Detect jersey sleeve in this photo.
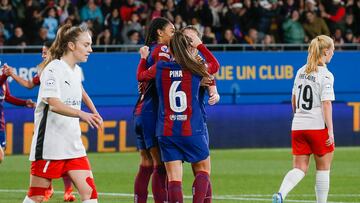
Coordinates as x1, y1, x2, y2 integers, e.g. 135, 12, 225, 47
32, 74, 40, 86
209, 78, 216, 86
39, 66, 61, 99
320, 71, 335, 101
4, 82, 27, 106
0, 73, 8, 86
197, 44, 220, 74
137, 58, 157, 81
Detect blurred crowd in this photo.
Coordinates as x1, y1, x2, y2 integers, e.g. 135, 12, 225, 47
0, 0, 359, 48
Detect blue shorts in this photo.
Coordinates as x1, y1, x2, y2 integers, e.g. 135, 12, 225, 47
158, 135, 209, 163
134, 114, 157, 150
0, 131, 5, 148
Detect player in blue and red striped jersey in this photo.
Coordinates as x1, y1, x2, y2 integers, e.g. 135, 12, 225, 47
182, 26, 220, 203
137, 31, 220, 203
0, 69, 35, 164
133, 17, 175, 203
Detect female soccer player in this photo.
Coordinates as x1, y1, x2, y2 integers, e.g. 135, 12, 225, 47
22, 23, 103, 203
181, 25, 220, 203
272, 35, 335, 203
133, 17, 174, 203
4, 41, 77, 202
0, 70, 35, 163
137, 31, 220, 203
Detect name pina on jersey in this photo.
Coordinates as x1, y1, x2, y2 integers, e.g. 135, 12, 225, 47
170, 70, 183, 78
299, 73, 316, 82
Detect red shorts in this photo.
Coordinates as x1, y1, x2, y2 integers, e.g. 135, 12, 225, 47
31, 156, 91, 179
292, 129, 335, 156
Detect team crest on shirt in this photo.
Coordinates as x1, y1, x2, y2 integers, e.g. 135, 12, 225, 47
160, 45, 169, 53
45, 79, 56, 87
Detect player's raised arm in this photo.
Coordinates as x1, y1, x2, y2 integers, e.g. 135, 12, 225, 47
187, 32, 220, 74
3, 64, 37, 89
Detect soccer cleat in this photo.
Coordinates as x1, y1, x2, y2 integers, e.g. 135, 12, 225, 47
63, 189, 76, 202
272, 193, 283, 203
43, 187, 54, 202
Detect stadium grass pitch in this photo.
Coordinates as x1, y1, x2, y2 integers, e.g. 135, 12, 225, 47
0, 147, 359, 202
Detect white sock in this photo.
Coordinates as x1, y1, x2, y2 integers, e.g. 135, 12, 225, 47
23, 196, 35, 203
82, 199, 98, 203
278, 168, 305, 199
315, 170, 330, 203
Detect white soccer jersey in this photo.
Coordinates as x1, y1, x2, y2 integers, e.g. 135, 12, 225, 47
29, 59, 85, 161
291, 65, 335, 130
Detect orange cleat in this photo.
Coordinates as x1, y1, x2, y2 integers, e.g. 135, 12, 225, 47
43, 187, 54, 202
63, 189, 76, 202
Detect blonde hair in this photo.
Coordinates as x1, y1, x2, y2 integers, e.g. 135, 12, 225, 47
38, 23, 89, 72
305, 35, 334, 74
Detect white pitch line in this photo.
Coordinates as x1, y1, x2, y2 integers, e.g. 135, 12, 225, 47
0, 189, 358, 203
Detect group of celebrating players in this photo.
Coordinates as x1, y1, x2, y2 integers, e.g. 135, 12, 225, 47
0, 15, 335, 203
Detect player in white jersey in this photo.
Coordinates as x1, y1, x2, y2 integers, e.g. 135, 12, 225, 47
4, 41, 77, 202
273, 35, 335, 203
23, 23, 103, 203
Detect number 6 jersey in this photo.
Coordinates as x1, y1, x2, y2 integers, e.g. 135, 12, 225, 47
292, 65, 335, 130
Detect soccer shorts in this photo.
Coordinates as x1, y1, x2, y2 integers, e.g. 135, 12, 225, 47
158, 135, 209, 163
31, 156, 91, 179
0, 131, 5, 148
292, 129, 335, 156
134, 114, 157, 150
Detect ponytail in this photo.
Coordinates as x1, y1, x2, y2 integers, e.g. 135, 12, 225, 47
305, 35, 333, 74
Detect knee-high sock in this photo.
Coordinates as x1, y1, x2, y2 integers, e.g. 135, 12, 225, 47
63, 174, 73, 192
152, 165, 167, 203
315, 170, 330, 203
204, 181, 212, 203
134, 165, 153, 203
192, 171, 210, 203
278, 168, 305, 199
168, 181, 183, 203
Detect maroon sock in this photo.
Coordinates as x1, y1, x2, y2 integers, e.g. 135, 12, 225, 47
192, 171, 210, 203
204, 181, 212, 203
152, 165, 167, 203
134, 165, 153, 203
168, 181, 183, 203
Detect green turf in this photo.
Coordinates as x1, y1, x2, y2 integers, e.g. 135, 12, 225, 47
0, 147, 359, 202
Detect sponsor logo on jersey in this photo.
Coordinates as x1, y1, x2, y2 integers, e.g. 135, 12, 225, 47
169, 114, 188, 121
64, 98, 81, 106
